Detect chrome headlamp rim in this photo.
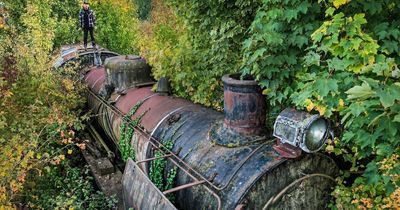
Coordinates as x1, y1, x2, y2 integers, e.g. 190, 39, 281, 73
300, 117, 329, 153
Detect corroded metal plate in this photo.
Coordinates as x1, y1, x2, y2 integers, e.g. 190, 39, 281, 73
122, 159, 177, 210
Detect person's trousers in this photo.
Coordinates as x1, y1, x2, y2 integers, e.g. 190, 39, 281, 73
83, 27, 95, 48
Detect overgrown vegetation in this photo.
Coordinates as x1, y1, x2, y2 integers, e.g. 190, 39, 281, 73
131, 0, 399, 208
90, 0, 139, 54
119, 100, 146, 162
23, 147, 117, 209
149, 139, 177, 202
1, 0, 399, 208
0, 0, 115, 208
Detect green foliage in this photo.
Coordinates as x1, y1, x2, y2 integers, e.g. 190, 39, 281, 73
51, 0, 81, 48
149, 139, 177, 202
134, 0, 152, 20
23, 153, 117, 209
119, 100, 146, 162
242, 0, 323, 108
136, 0, 400, 208
288, 1, 400, 208
90, 0, 139, 54
137, 0, 261, 108
0, 0, 113, 208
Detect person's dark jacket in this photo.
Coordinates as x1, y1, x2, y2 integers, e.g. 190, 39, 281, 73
79, 8, 96, 29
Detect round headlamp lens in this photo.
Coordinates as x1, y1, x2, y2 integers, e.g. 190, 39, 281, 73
305, 118, 328, 152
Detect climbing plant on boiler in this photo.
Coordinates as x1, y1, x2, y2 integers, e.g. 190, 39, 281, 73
149, 139, 178, 202
119, 100, 146, 162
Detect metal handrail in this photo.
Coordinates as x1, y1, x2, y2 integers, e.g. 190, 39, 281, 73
87, 88, 222, 210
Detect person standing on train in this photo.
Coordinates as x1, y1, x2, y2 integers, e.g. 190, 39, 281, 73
78, 0, 96, 51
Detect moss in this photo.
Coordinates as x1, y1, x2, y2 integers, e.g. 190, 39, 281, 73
226, 141, 241, 148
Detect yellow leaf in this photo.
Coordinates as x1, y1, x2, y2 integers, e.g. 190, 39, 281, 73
3, 90, 13, 98
339, 99, 345, 107
326, 145, 334, 153
333, 0, 350, 9
67, 149, 73, 155
262, 89, 270, 95
368, 56, 375, 64
305, 99, 314, 112
316, 105, 327, 116
59, 155, 65, 160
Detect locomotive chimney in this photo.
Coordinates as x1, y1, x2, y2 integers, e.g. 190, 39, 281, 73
209, 74, 266, 147
222, 74, 266, 136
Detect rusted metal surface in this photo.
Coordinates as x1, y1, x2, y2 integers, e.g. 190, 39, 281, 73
242, 154, 339, 210
162, 180, 207, 195
104, 55, 155, 94
114, 87, 154, 114
222, 74, 266, 136
132, 95, 193, 132
273, 139, 303, 159
156, 77, 171, 95
136, 153, 174, 164
150, 105, 286, 209
209, 74, 267, 147
85, 67, 107, 93
84, 71, 338, 210
53, 45, 119, 68
123, 159, 177, 210
86, 90, 223, 209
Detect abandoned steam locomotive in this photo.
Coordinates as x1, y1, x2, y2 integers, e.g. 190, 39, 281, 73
55, 46, 338, 210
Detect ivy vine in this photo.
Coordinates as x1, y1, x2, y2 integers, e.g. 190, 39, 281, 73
119, 100, 146, 162
149, 139, 178, 202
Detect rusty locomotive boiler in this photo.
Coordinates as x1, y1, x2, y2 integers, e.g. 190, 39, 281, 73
55, 46, 339, 210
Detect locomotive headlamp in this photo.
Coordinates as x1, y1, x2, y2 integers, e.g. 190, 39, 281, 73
273, 108, 330, 153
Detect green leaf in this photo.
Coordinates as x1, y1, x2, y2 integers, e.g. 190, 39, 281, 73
356, 130, 379, 149
377, 85, 400, 108
393, 114, 400, 122
346, 82, 376, 100
376, 144, 394, 157
304, 51, 320, 66
342, 131, 355, 143
353, 13, 367, 26
326, 7, 336, 17
315, 78, 338, 97
363, 162, 380, 184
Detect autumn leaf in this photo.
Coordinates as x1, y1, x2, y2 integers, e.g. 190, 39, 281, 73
332, 0, 350, 9
305, 99, 315, 112
316, 105, 327, 116
339, 99, 345, 107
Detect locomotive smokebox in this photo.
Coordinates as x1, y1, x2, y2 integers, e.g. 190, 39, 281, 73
209, 74, 266, 147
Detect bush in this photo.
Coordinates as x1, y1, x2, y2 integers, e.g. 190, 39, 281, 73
133, 0, 400, 208
23, 148, 117, 210
135, 0, 261, 108
90, 0, 139, 54
0, 0, 114, 208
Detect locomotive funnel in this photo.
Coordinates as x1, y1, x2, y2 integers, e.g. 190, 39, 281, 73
209, 74, 267, 147
222, 73, 266, 135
